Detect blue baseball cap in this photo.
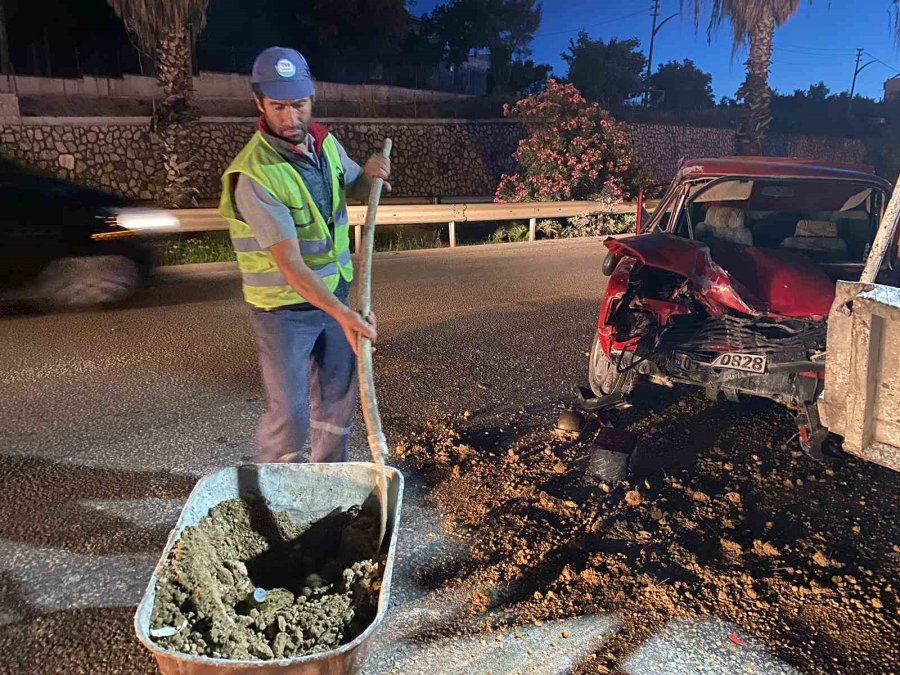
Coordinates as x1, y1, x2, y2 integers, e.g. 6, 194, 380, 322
251, 47, 315, 101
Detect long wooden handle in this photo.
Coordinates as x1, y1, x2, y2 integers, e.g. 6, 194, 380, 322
861, 179, 900, 284
356, 139, 392, 550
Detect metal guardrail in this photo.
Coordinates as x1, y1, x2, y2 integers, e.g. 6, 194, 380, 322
171, 200, 638, 249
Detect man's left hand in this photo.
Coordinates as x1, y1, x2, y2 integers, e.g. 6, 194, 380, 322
363, 154, 391, 193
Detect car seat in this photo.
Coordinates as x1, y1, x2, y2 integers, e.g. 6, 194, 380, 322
779, 219, 848, 258
694, 206, 754, 246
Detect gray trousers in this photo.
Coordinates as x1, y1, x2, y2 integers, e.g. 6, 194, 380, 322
250, 282, 357, 463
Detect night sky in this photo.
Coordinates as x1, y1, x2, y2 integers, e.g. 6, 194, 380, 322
414, 0, 900, 101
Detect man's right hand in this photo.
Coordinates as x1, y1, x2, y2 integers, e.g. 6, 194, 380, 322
269, 240, 378, 355
338, 308, 378, 356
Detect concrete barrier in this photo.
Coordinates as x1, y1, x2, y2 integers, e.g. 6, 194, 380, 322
0, 93, 20, 122
0, 72, 471, 103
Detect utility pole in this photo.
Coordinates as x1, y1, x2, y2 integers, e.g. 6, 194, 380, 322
644, 0, 678, 107
848, 47, 875, 115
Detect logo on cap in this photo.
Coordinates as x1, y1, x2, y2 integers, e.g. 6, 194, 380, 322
275, 59, 296, 78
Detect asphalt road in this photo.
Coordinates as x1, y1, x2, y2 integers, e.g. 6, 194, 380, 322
0, 240, 860, 673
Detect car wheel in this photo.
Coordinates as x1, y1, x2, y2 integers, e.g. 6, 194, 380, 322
588, 334, 636, 398
37, 255, 141, 309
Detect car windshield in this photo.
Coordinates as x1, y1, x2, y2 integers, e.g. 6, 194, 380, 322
673, 177, 885, 264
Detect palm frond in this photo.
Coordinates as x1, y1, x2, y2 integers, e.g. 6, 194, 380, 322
894, 0, 899, 43
106, 0, 209, 49
682, 0, 802, 47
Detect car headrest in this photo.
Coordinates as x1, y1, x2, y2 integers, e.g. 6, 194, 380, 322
795, 220, 837, 238
705, 206, 746, 229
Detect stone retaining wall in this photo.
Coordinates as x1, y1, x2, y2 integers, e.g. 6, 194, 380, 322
0, 117, 868, 201
191, 119, 523, 200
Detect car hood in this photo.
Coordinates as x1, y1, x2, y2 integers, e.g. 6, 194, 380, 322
605, 232, 835, 319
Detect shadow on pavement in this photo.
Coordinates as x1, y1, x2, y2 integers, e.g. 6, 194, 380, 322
0, 453, 196, 555
0, 569, 154, 675
125, 271, 243, 311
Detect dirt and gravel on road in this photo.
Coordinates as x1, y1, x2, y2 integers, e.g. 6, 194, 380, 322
394, 390, 899, 674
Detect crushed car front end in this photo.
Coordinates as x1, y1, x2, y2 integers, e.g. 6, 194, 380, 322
590, 158, 894, 458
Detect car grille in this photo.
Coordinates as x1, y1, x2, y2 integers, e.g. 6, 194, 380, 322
658, 314, 826, 357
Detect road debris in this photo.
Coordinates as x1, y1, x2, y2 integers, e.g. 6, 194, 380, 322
727, 632, 747, 647
394, 392, 899, 673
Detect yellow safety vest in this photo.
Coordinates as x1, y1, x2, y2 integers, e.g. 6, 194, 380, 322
219, 130, 353, 309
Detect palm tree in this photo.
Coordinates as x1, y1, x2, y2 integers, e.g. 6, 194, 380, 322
107, 1, 210, 207
0, 0, 9, 74
685, 0, 802, 155
894, 1, 899, 40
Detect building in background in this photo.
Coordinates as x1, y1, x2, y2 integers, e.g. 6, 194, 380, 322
886, 75, 900, 102
430, 49, 489, 96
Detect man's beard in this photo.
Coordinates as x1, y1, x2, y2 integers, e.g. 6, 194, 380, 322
282, 123, 308, 146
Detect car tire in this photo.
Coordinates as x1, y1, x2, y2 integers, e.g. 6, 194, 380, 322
37, 255, 141, 309
588, 446, 629, 482
588, 334, 636, 398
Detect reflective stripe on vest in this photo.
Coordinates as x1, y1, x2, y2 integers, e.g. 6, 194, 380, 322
219, 130, 354, 309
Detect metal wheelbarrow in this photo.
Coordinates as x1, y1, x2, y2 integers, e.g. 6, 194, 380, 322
134, 462, 404, 675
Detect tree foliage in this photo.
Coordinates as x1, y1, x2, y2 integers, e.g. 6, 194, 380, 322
495, 80, 643, 203
421, 0, 548, 93
891, 0, 898, 41
649, 59, 715, 111
683, 0, 801, 53
561, 33, 646, 107
106, 0, 208, 53
107, 0, 211, 207
505, 58, 552, 95
426, 0, 541, 65
198, 0, 409, 78
287, 0, 409, 76
683, 0, 804, 154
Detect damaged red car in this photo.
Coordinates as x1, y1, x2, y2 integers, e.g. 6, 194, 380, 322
591, 157, 897, 460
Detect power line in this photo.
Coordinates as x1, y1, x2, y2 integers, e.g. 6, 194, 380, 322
772, 46, 856, 59
534, 9, 646, 38
771, 59, 855, 67
777, 42, 859, 54
863, 51, 900, 73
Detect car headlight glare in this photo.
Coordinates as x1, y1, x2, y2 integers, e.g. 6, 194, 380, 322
115, 209, 180, 232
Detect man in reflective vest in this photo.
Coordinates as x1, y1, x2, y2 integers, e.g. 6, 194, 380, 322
220, 47, 390, 463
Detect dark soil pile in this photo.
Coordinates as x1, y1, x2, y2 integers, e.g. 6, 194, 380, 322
149, 498, 383, 660
396, 394, 899, 674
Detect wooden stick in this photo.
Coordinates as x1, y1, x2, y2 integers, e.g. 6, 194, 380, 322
356, 138, 392, 550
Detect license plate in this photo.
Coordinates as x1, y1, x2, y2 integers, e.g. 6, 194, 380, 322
674, 352, 696, 371
711, 352, 767, 373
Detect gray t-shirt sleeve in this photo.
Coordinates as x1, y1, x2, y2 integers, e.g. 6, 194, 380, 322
333, 137, 373, 203
333, 137, 363, 185
234, 175, 297, 249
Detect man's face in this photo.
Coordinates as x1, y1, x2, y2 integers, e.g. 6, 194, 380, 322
256, 95, 313, 144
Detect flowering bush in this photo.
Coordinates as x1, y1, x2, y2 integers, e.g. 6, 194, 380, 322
495, 79, 644, 204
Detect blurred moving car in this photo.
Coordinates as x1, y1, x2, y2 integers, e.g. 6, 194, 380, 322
0, 157, 179, 310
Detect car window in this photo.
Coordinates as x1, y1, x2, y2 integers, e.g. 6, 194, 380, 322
646, 187, 678, 232
685, 178, 883, 264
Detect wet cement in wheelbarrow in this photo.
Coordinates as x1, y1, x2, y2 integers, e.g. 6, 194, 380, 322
150, 497, 384, 660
